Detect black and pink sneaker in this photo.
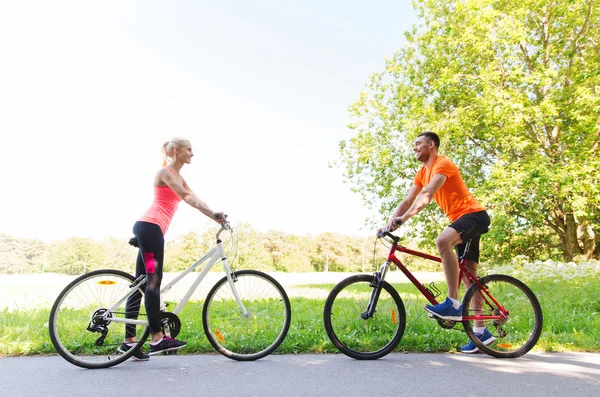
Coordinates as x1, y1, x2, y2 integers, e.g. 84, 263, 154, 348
149, 336, 187, 355
117, 342, 149, 361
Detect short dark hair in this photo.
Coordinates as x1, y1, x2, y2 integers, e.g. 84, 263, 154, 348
417, 131, 440, 149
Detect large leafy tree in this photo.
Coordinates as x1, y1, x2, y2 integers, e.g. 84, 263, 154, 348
339, 0, 600, 261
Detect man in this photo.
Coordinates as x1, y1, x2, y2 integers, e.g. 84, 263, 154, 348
383, 131, 494, 353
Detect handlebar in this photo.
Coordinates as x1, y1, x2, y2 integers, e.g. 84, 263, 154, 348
215, 213, 231, 240
214, 212, 227, 221
377, 227, 400, 244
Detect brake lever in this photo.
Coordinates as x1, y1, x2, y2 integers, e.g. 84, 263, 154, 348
377, 228, 389, 238
377, 228, 400, 244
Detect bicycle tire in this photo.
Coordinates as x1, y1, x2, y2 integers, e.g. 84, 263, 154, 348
202, 270, 291, 361
49, 269, 150, 369
323, 274, 406, 360
462, 274, 543, 358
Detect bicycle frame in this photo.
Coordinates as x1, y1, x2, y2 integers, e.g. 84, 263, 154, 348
376, 232, 508, 322
103, 225, 248, 326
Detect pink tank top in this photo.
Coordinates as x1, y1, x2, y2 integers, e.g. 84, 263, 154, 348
139, 170, 183, 234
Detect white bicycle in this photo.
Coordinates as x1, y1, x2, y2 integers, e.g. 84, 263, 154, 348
48, 218, 291, 369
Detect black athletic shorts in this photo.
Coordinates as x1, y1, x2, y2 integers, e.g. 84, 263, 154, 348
448, 210, 490, 263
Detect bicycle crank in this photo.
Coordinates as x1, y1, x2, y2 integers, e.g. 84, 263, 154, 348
160, 312, 181, 338
427, 313, 459, 330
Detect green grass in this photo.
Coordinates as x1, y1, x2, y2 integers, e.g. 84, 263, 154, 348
1, 278, 598, 356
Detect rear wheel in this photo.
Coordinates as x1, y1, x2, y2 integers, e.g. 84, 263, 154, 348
49, 269, 150, 369
203, 270, 291, 361
323, 274, 406, 360
462, 274, 543, 358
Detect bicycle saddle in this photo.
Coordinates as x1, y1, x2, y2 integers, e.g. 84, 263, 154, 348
128, 237, 139, 248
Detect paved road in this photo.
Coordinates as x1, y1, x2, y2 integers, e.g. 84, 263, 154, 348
1, 352, 598, 397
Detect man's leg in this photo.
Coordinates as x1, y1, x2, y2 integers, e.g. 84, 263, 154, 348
459, 258, 497, 353
461, 259, 484, 328
436, 227, 463, 300
423, 227, 464, 321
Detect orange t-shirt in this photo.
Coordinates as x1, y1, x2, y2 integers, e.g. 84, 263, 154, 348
414, 156, 485, 222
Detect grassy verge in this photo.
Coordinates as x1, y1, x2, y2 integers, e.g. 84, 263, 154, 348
1, 278, 598, 356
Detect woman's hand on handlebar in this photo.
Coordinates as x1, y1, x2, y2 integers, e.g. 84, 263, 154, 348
212, 212, 227, 225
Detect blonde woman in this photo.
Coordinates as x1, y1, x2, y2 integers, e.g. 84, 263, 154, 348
120, 137, 225, 360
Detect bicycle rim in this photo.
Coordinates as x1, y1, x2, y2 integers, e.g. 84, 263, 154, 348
462, 274, 543, 358
49, 269, 150, 369
323, 274, 406, 360
202, 270, 291, 361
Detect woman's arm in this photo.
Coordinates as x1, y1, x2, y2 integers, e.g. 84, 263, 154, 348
160, 169, 224, 223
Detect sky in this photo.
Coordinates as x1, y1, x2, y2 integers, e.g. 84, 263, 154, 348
0, 0, 417, 242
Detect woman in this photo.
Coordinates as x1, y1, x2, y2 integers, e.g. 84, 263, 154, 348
119, 137, 225, 360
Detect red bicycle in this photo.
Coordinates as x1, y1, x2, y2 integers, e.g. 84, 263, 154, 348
323, 229, 543, 359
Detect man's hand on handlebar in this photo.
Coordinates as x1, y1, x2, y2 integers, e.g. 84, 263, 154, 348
389, 217, 403, 231
376, 227, 390, 238
377, 217, 403, 237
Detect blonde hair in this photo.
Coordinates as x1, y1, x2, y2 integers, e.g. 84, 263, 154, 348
161, 137, 190, 166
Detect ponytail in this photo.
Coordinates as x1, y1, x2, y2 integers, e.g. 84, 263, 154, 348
161, 137, 190, 166
161, 141, 170, 166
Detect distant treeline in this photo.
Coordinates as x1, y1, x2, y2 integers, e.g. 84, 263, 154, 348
0, 224, 443, 275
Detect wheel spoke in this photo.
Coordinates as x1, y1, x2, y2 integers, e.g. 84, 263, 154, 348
324, 275, 405, 360
462, 274, 543, 358
203, 270, 291, 361
49, 270, 150, 369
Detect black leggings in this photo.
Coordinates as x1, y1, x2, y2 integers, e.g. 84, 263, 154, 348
126, 221, 165, 337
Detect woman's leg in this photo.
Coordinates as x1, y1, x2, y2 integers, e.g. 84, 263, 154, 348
124, 249, 146, 342
132, 221, 165, 341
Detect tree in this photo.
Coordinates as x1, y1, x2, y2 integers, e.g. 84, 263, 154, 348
165, 232, 204, 271
102, 238, 137, 274
47, 237, 105, 274
262, 230, 292, 271
0, 234, 47, 274
339, 0, 600, 261
233, 223, 273, 271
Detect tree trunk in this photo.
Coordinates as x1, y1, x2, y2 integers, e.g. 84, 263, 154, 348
581, 224, 596, 259
563, 212, 582, 261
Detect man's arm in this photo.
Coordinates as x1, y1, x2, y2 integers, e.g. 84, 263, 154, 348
391, 174, 447, 228
388, 184, 422, 227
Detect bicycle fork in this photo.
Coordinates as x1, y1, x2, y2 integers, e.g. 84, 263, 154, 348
362, 261, 390, 319
219, 243, 250, 318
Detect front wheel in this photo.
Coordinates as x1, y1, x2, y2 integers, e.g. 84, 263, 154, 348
323, 274, 406, 360
202, 270, 291, 361
462, 274, 543, 358
49, 269, 150, 369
